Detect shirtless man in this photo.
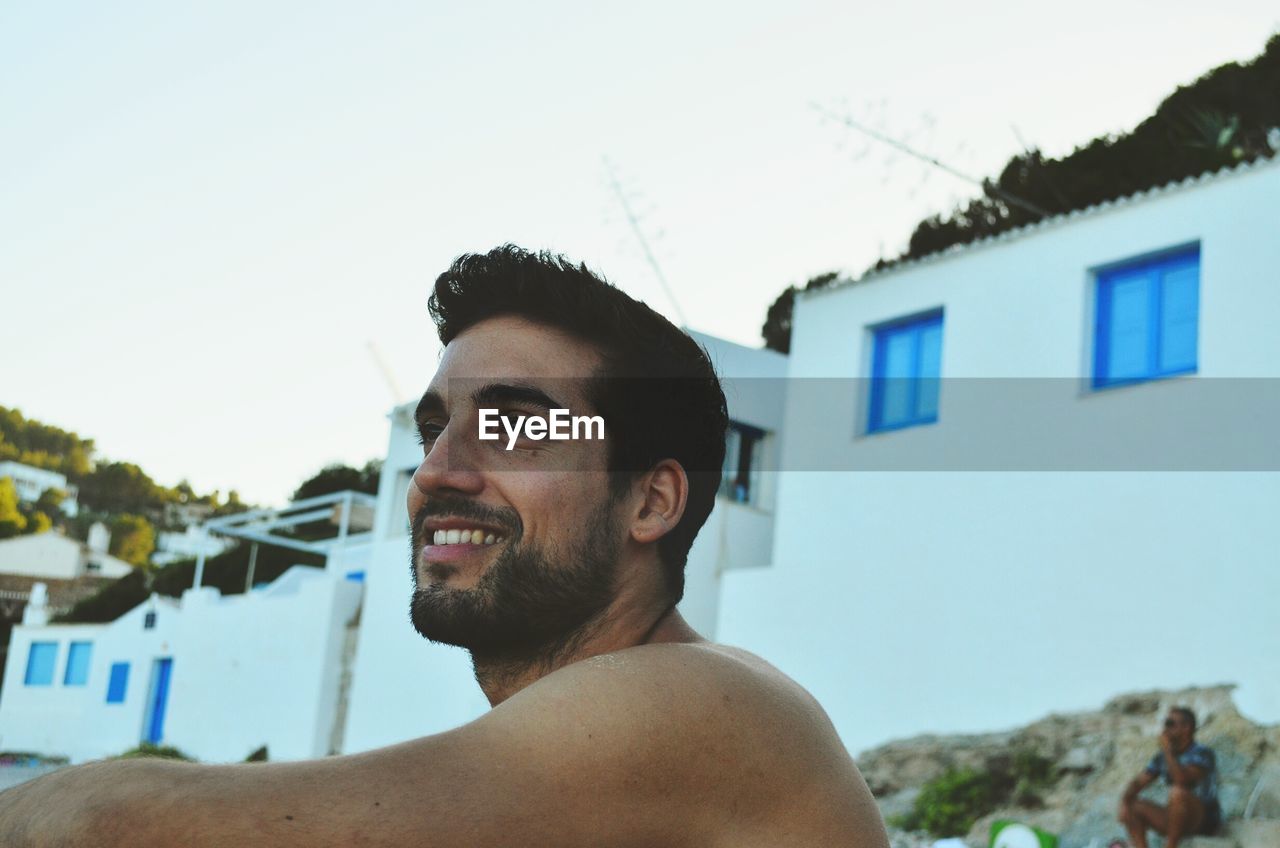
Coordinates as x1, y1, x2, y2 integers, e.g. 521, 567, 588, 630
0, 245, 888, 847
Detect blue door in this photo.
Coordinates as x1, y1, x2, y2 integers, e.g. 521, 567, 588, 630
143, 658, 173, 744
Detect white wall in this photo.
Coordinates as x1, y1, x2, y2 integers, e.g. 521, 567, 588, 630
718, 160, 1280, 757
165, 568, 363, 762
0, 462, 67, 502
0, 567, 363, 764
342, 410, 490, 754
0, 622, 106, 758
0, 597, 178, 762
0, 533, 132, 580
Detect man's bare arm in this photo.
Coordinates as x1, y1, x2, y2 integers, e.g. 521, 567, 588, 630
1122, 769, 1156, 802
0, 645, 874, 848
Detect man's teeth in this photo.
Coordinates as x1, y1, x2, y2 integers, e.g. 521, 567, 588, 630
432, 529, 500, 546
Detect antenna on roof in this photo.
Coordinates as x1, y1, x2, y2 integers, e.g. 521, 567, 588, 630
811, 102, 1051, 220
602, 157, 690, 328
366, 341, 406, 405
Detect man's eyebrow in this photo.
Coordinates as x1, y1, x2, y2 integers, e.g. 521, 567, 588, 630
414, 390, 445, 425
472, 382, 566, 412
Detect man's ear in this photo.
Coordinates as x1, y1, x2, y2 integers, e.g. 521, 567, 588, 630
629, 459, 688, 545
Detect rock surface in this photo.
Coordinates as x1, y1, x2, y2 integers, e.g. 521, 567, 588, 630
860, 685, 1280, 848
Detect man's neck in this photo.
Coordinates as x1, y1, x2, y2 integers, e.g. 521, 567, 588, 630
471, 598, 701, 706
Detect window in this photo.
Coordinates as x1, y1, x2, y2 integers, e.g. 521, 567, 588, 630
106, 662, 130, 703
1093, 246, 1199, 388
868, 311, 943, 433
720, 422, 765, 505
143, 611, 157, 630
64, 641, 93, 686
24, 642, 58, 686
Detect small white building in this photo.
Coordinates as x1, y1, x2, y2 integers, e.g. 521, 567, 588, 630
0, 461, 78, 517
0, 530, 132, 581
150, 526, 235, 567
0, 562, 365, 763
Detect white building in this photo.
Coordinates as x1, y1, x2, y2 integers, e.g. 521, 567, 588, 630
0, 461, 78, 517
150, 526, 236, 567
5, 158, 1275, 764
0, 530, 133, 581
0, 563, 365, 763
715, 156, 1280, 756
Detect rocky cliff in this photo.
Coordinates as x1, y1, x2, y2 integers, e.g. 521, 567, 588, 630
858, 685, 1280, 848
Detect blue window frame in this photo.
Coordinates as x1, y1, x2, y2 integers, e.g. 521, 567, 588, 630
868, 311, 943, 433
64, 641, 93, 686
24, 642, 58, 686
1093, 246, 1199, 388
106, 662, 130, 703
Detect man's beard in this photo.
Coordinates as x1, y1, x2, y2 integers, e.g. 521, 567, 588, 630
408, 494, 621, 662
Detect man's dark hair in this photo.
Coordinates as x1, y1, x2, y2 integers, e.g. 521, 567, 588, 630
428, 244, 728, 602
1171, 706, 1197, 732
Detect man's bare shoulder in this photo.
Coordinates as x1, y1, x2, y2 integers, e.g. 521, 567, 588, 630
478, 640, 887, 847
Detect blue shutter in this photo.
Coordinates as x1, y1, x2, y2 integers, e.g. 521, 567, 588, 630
106, 662, 130, 703
915, 319, 943, 421
64, 641, 93, 686
1100, 269, 1153, 384
24, 642, 57, 686
878, 326, 917, 428
869, 312, 944, 432
1158, 260, 1199, 373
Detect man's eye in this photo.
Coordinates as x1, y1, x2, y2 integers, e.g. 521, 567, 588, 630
417, 422, 445, 445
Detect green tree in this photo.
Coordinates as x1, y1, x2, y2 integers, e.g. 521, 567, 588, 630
0, 405, 95, 478
24, 510, 53, 535
761, 271, 841, 354
77, 461, 171, 516
763, 34, 1280, 343
0, 477, 28, 538
213, 489, 251, 517
292, 460, 381, 501
34, 486, 68, 518
109, 513, 156, 568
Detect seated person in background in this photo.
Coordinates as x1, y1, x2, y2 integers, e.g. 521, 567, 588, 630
1118, 706, 1220, 848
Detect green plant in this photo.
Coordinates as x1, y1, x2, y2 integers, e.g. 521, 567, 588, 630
891, 768, 1002, 837
245, 745, 269, 763
115, 743, 194, 761
1009, 749, 1055, 807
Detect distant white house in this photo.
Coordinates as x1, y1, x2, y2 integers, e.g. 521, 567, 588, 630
150, 526, 235, 567
0, 528, 132, 581
0, 461, 78, 517
0, 562, 366, 763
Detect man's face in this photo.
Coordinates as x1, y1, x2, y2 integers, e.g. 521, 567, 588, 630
406, 316, 625, 657
1163, 711, 1194, 746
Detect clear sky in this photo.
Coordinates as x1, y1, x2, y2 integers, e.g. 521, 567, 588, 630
3, 1, 1277, 505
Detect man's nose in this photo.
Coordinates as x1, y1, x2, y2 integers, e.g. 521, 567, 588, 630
411, 421, 485, 498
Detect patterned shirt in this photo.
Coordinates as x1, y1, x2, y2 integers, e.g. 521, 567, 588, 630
1145, 742, 1219, 807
